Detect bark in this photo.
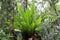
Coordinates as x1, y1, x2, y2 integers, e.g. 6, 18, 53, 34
10, 0, 17, 40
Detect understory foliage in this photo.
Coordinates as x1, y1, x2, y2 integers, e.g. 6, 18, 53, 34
14, 2, 48, 40
0, 0, 60, 40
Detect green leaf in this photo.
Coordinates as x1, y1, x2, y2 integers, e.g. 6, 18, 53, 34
25, 8, 31, 25
15, 2, 44, 34
55, 5, 60, 11
17, 2, 25, 20
31, 2, 35, 14
35, 17, 42, 26
5, 20, 10, 25
31, 22, 35, 31
31, 2, 35, 22
35, 26, 43, 31
21, 21, 27, 27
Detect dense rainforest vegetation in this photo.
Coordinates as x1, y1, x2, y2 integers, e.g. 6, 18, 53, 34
0, 0, 60, 40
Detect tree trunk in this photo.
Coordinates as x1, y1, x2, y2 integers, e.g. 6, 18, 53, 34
10, 0, 17, 40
